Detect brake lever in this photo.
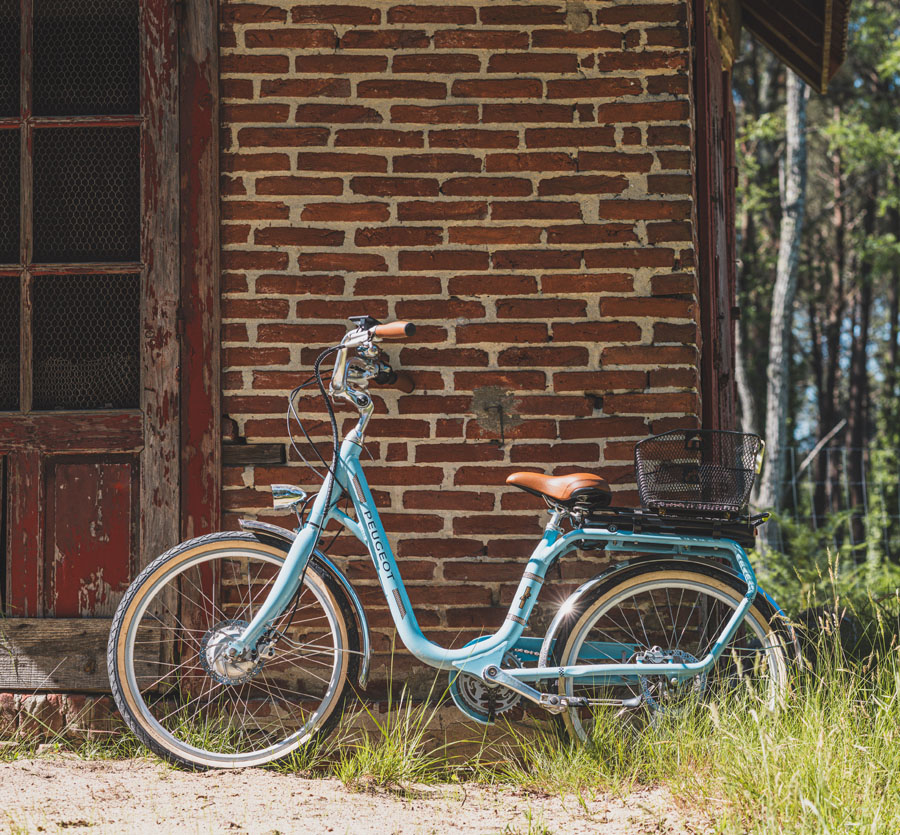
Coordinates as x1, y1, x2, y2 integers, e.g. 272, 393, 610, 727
373, 364, 397, 386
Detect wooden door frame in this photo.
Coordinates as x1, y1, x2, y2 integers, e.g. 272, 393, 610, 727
141, 0, 180, 571
145, 0, 222, 552
142, 0, 222, 565
0, 1, 219, 691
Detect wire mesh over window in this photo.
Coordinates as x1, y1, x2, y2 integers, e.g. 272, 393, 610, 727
32, 127, 140, 263
0, 129, 18, 264
32, 0, 139, 117
0, 0, 18, 118
0, 277, 18, 411
32, 274, 139, 410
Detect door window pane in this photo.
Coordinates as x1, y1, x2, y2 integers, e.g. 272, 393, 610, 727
32, 127, 140, 263
0, 0, 19, 117
33, 0, 139, 117
32, 273, 139, 410
0, 129, 18, 264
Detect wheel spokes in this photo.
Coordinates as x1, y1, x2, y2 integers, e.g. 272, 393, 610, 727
125, 550, 343, 760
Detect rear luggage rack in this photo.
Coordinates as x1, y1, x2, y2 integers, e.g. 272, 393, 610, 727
583, 507, 768, 551
634, 429, 764, 519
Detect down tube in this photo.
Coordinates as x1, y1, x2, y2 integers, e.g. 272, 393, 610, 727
338, 441, 519, 669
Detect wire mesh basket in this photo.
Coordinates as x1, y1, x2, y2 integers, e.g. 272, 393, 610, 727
634, 430, 764, 517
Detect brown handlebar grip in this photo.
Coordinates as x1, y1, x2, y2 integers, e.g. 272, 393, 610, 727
392, 371, 416, 394
374, 321, 416, 339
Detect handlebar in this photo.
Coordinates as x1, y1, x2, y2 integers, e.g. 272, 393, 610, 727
374, 321, 416, 339
331, 317, 418, 399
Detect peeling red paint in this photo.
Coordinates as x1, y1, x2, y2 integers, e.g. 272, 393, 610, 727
2, 1, 215, 637
694, 0, 738, 430
44, 459, 137, 617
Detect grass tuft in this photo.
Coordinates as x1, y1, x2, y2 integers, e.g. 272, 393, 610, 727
334, 684, 452, 792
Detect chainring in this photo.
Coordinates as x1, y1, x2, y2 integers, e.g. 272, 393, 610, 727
449, 652, 522, 724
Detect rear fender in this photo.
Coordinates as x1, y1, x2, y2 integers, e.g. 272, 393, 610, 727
238, 518, 372, 688
538, 554, 795, 667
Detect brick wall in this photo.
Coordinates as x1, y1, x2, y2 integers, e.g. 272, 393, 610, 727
220, 0, 701, 692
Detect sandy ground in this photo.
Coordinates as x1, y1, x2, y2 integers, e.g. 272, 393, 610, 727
0, 756, 711, 834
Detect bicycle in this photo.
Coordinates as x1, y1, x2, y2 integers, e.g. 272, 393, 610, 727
107, 317, 794, 769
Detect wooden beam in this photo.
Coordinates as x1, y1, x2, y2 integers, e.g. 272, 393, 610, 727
0, 412, 141, 452
742, 4, 823, 70
742, 6, 822, 89
693, 0, 719, 430
179, 0, 221, 541
0, 618, 157, 692
753, 0, 824, 31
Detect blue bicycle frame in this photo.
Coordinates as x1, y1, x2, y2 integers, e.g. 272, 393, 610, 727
227, 436, 760, 696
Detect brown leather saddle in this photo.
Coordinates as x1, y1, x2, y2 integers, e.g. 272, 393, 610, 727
506, 471, 612, 510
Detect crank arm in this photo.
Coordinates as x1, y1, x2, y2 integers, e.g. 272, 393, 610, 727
482, 664, 553, 710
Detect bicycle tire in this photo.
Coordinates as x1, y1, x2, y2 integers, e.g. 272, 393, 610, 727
107, 531, 359, 769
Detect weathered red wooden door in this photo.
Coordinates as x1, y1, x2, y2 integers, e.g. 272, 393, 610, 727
0, 0, 178, 627
694, 6, 738, 430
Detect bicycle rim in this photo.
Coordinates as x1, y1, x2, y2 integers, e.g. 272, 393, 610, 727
113, 539, 352, 768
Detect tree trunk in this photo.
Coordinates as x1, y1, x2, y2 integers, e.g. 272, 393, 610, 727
734, 252, 758, 436
734, 309, 758, 437
815, 127, 847, 521
847, 192, 876, 558
756, 71, 810, 526
885, 194, 900, 409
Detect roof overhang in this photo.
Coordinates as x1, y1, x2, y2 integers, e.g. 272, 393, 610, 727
740, 0, 853, 93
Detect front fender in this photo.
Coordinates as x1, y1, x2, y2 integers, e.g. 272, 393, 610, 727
238, 518, 371, 689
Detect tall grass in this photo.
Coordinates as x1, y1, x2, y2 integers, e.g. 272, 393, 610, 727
679, 625, 900, 833
482, 609, 900, 833
333, 687, 451, 791
6, 605, 900, 831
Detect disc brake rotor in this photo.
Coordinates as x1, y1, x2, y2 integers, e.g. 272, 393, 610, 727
199, 619, 264, 686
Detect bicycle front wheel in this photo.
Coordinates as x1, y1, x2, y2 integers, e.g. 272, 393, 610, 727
551, 561, 791, 744
108, 532, 358, 769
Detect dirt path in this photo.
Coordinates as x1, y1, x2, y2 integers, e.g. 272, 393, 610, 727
0, 756, 709, 834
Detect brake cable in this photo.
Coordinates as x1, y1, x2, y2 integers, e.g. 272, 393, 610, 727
271, 344, 346, 645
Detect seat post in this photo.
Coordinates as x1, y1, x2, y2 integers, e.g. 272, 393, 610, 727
545, 509, 566, 533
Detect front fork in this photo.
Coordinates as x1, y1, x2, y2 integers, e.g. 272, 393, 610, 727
225, 476, 340, 659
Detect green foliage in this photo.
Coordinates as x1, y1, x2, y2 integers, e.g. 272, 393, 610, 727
734, 0, 900, 591
735, 112, 784, 220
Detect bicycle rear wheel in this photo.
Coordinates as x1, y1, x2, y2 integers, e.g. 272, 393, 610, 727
108, 532, 358, 769
550, 560, 791, 744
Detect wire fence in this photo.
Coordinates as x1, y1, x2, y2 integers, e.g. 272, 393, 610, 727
767, 446, 900, 559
